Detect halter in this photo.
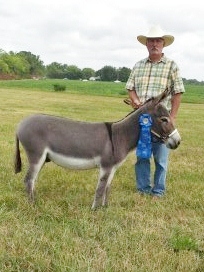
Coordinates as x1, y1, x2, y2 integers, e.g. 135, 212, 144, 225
151, 128, 178, 142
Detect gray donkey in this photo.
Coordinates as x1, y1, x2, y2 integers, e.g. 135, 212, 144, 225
14, 90, 181, 209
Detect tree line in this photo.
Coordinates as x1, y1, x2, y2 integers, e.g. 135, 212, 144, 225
0, 50, 131, 82
0, 49, 203, 84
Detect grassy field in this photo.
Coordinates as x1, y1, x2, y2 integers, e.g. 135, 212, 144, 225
0, 80, 204, 271
0, 78, 204, 103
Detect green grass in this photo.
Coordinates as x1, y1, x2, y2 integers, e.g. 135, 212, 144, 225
0, 79, 127, 97
183, 85, 204, 104
0, 79, 203, 103
0, 83, 204, 271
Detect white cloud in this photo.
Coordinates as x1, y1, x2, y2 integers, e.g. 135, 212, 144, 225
0, 0, 204, 80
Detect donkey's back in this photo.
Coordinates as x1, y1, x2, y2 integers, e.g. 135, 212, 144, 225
15, 114, 114, 170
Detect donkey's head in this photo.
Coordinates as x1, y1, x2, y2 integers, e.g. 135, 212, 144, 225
139, 88, 181, 149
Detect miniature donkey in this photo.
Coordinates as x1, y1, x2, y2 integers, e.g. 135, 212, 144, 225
14, 89, 181, 209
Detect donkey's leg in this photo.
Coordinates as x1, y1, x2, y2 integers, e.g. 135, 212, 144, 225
91, 166, 116, 209
102, 167, 117, 207
24, 151, 47, 201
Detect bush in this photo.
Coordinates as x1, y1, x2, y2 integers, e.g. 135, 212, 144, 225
53, 84, 66, 91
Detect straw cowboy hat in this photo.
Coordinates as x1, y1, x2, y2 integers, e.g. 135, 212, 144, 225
137, 25, 174, 47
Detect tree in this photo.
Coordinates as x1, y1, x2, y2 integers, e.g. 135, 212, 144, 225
117, 67, 131, 82
17, 51, 45, 77
46, 62, 68, 79
0, 52, 30, 78
96, 66, 117, 81
65, 65, 82, 80
0, 59, 9, 74
82, 68, 95, 79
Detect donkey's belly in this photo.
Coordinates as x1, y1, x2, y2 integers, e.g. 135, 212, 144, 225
47, 149, 100, 169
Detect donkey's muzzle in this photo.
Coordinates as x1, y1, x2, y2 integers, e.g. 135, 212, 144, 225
166, 129, 181, 149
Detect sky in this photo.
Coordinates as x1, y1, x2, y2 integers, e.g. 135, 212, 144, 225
0, 0, 204, 81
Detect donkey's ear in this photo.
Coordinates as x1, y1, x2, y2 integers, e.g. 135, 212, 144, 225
154, 87, 172, 104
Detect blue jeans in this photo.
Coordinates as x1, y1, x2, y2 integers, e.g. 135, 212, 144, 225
135, 141, 170, 196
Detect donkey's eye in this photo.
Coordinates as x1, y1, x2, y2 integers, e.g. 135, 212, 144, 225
160, 117, 169, 123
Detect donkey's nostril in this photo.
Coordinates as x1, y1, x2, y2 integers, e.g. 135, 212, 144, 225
166, 137, 181, 149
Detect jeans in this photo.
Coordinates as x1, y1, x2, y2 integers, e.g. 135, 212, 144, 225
135, 140, 170, 196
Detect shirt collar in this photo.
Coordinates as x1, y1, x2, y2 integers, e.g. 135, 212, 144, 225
145, 54, 167, 64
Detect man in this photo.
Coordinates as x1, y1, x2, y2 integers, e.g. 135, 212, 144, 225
126, 25, 185, 198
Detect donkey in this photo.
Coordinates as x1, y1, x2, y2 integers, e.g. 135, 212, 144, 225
14, 89, 181, 209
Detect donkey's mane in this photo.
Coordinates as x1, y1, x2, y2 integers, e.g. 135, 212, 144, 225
115, 96, 155, 123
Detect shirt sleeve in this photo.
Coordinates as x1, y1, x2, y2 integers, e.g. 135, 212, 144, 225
171, 62, 185, 94
125, 66, 136, 91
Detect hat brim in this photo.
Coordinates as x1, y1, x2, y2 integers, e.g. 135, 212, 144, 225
137, 35, 174, 47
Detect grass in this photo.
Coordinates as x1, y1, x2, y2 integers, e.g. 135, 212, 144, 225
0, 78, 204, 103
0, 79, 128, 97
0, 81, 204, 271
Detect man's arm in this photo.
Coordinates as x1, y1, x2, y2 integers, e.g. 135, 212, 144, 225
170, 93, 182, 122
127, 89, 142, 109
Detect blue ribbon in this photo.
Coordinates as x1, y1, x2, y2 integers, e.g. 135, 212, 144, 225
136, 114, 152, 159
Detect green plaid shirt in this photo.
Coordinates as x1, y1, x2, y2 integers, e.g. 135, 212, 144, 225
126, 54, 185, 110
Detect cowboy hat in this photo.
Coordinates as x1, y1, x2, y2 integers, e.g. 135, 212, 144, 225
137, 25, 174, 47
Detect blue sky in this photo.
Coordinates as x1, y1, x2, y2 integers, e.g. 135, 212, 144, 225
1, 0, 203, 80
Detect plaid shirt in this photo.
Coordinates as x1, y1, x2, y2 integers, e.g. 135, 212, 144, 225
126, 54, 185, 110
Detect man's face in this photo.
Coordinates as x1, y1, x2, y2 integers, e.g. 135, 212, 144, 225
146, 38, 164, 55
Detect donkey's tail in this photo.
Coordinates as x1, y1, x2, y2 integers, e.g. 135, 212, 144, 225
14, 135, 22, 174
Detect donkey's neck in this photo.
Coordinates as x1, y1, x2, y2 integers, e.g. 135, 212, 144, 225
112, 110, 141, 159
